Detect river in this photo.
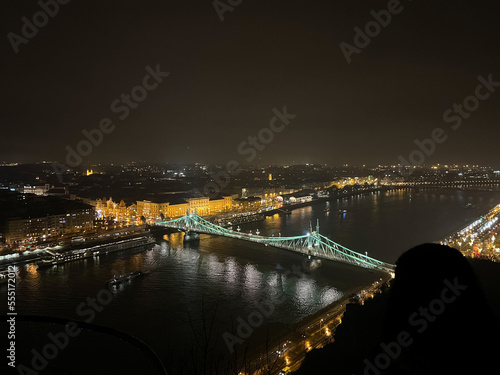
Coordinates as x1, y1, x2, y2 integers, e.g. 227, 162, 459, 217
2, 187, 500, 372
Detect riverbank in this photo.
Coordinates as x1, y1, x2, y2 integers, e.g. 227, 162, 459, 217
246, 269, 392, 373
0, 227, 165, 269
439, 202, 500, 262
7, 188, 499, 374
264, 186, 405, 217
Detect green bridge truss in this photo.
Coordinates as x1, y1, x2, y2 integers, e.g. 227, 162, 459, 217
156, 213, 395, 274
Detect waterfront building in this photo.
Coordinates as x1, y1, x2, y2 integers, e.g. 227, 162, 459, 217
186, 197, 210, 216
209, 196, 233, 214
94, 198, 129, 222
278, 191, 314, 205
5, 201, 95, 246
135, 195, 233, 221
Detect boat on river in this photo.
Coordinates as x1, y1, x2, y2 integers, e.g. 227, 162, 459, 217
37, 235, 155, 270
108, 271, 148, 286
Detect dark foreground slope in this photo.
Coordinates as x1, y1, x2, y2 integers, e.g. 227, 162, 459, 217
296, 244, 500, 375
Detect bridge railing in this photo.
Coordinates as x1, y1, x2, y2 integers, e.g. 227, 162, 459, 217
157, 214, 395, 273
317, 234, 394, 270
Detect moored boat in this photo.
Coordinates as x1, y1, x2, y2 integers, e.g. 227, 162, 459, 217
108, 271, 148, 286
37, 235, 155, 270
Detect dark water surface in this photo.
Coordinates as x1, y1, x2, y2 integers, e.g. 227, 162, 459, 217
3, 188, 500, 369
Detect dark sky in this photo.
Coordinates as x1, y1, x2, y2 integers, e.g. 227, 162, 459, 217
2, 0, 500, 167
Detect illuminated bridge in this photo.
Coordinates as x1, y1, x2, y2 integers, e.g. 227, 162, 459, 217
156, 213, 395, 274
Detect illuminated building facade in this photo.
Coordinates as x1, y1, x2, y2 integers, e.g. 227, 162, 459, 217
92, 198, 134, 223
135, 196, 233, 221
6, 207, 94, 247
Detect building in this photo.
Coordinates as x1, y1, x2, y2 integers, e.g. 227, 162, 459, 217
241, 185, 295, 199
186, 197, 210, 216
78, 197, 135, 223
278, 191, 314, 205
135, 195, 233, 221
293, 195, 313, 204
10, 184, 50, 196
233, 197, 263, 212
1, 192, 94, 247
94, 198, 130, 222
21, 184, 51, 196
209, 195, 233, 214
8, 184, 69, 196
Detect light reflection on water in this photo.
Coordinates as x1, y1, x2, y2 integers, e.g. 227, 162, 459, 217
224, 257, 239, 287
4, 189, 499, 362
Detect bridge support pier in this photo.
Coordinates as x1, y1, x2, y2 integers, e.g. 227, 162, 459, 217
183, 231, 200, 242
157, 213, 395, 272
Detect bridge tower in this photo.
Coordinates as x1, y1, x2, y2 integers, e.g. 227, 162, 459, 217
304, 219, 323, 268
307, 221, 313, 250
184, 208, 200, 242
156, 211, 395, 273
307, 219, 321, 259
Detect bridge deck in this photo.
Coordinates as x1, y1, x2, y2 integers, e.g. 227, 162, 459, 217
157, 214, 395, 274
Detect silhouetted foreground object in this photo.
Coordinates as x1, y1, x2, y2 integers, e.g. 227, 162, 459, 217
1, 316, 167, 375
296, 244, 500, 374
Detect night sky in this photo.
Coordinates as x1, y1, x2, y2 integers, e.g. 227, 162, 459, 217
3, 1, 500, 167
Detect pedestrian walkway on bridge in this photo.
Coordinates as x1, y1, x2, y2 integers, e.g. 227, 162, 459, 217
156, 212, 395, 274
